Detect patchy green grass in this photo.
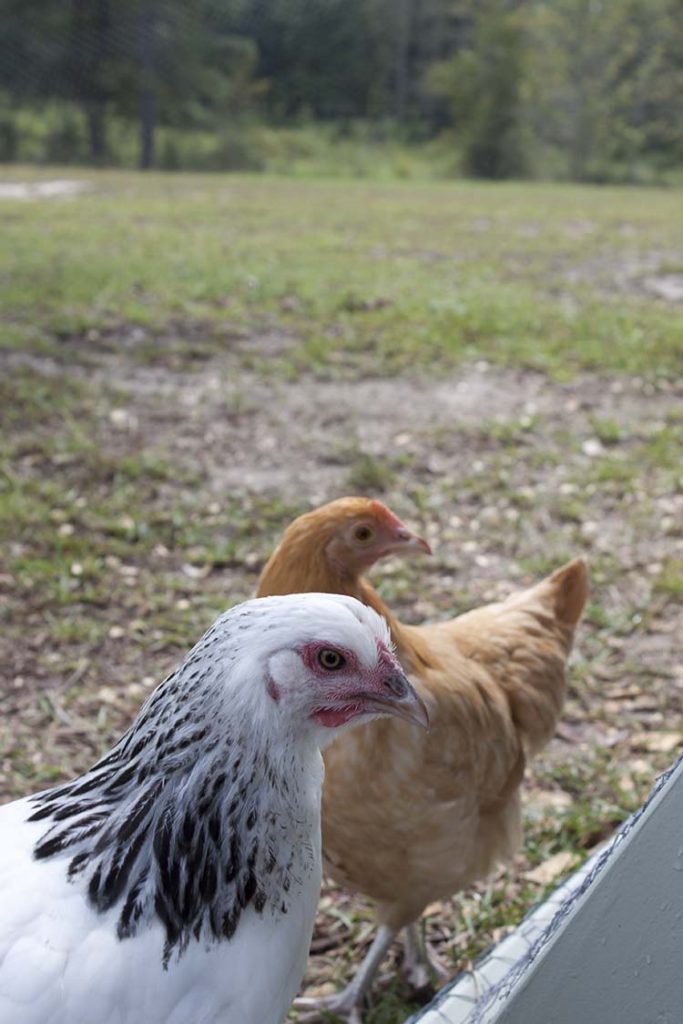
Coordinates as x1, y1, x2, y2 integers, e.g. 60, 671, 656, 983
1, 170, 682, 380
654, 558, 683, 599
1, 169, 682, 1024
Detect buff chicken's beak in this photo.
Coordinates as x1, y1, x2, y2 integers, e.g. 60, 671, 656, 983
392, 527, 432, 556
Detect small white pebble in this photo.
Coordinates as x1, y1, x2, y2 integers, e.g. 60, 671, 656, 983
97, 687, 119, 705
182, 563, 209, 579
582, 438, 604, 457
109, 408, 137, 431
108, 625, 125, 639
118, 564, 138, 577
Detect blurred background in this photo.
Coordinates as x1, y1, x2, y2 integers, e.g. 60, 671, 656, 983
1, 0, 681, 182
1, 3, 682, 1022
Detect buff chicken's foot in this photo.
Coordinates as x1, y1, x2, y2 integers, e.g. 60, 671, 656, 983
401, 922, 451, 990
293, 924, 397, 1024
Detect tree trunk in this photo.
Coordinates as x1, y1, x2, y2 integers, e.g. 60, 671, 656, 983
394, 0, 413, 122
140, 87, 156, 170
84, 0, 110, 164
87, 101, 107, 163
140, 3, 158, 170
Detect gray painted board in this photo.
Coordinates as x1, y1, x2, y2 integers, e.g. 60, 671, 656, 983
412, 754, 683, 1024
409, 847, 604, 1024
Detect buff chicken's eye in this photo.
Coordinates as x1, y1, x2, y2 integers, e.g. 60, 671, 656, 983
354, 525, 374, 543
318, 648, 346, 671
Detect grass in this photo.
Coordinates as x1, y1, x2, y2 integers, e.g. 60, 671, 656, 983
654, 558, 683, 599
1, 167, 682, 1023
1, 170, 682, 381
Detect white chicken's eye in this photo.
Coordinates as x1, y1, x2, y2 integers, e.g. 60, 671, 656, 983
354, 525, 374, 543
318, 648, 346, 671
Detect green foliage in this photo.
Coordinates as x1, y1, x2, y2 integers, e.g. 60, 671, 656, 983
524, 0, 683, 182
0, 108, 446, 177
428, 2, 529, 179
2, 0, 681, 179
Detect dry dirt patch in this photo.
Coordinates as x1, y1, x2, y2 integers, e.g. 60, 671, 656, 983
0, 179, 91, 200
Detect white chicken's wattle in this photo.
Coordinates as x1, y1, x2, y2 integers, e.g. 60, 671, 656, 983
0, 593, 426, 1024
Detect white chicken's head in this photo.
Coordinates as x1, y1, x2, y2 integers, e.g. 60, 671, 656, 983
257, 593, 427, 735
27, 594, 427, 969
223, 594, 428, 741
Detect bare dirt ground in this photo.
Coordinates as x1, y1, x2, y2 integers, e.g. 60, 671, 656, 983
0, 179, 91, 199
2, 323, 682, 1019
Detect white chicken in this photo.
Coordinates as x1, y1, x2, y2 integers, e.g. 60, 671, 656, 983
0, 593, 427, 1024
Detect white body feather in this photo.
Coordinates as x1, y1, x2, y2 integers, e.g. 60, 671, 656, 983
0, 594, 398, 1024
0, 759, 323, 1024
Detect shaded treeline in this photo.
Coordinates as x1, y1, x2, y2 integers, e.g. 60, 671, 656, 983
0, 0, 681, 180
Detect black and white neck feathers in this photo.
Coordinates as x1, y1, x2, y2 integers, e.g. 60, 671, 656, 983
27, 600, 329, 967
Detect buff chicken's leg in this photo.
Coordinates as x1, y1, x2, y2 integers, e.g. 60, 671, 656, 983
402, 922, 451, 990
294, 924, 397, 1024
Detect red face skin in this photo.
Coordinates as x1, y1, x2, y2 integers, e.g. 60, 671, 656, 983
299, 639, 427, 730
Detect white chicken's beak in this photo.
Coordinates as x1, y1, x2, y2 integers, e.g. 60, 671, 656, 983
363, 675, 430, 730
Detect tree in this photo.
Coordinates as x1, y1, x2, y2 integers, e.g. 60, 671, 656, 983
427, 1, 529, 178
524, 0, 683, 181
0, 0, 115, 162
